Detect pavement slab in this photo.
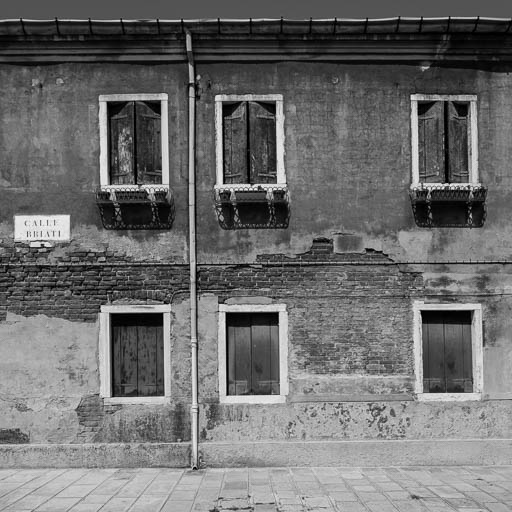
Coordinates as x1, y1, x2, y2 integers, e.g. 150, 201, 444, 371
0, 466, 509, 511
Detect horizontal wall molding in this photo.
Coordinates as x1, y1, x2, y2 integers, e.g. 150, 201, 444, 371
3, 260, 512, 268
287, 394, 414, 402
3, 439, 512, 468
200, 439, 512, 467
0, 443, 190, 468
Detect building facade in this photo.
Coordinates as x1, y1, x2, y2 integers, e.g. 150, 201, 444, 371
1, 17, 512, 467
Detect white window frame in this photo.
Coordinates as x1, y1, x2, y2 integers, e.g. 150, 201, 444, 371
413, 301, 483, 402
214, 94, 286, 189
410, 94, 479, 188
99, 93, 169, 190
218, 303, 289, 404
99, 304, 171, 404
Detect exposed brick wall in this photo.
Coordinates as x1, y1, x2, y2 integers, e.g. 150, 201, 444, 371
0, 243, 189, 322
0, 238, 422, 378
198, 239, 423, 377
75, 394, 121, 443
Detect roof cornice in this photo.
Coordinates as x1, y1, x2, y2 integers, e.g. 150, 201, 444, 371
0, 17, 512, 64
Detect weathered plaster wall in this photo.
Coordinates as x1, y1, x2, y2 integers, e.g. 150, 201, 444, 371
0, 58, 512, 452
0, 63, 188, 262
0, 303, 191, 444
199, 401, 512, 442
0, 313, 97, 443
0, 61, 511, 261
193, 61, 512, 262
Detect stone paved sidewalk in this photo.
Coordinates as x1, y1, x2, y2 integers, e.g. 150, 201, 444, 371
0, 466, 511, 511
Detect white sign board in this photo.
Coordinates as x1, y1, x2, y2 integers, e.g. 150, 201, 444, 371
14, 215, 70, 241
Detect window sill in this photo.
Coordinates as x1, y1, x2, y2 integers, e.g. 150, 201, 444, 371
410, 183, 482, 189
416, 392, 482, 402
103, 396, 171, 405
95, 185, 175, 230
213, 184, 290, 229
220, 395, 287, 404
214, 183, 287, 190
98, 184, 171, 198
409, 184, 487, 227
410, 183, 486, 201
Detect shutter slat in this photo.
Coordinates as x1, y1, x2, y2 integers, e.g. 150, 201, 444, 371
155, 323, 164, 396
462, 318, 473, 392
223, 102, 248, 184
112, 318, 122, 397
109, 102, 135, 185
269, 317, 280, 395
418, 101, 444, 183
422, 311, 445, 392
135, 101, 162, 185
444, 314, 463, 393
249, 102, 277, 184
447, 102, 469, 183
251, 313, 277, 395
227, 313, 251, 395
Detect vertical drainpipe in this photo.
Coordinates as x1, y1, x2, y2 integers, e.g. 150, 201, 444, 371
185, 29, 199, 470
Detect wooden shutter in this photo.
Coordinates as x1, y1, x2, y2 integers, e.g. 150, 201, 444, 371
226, 313, 280, 396
111, 314, 164, 397
418, 101, 444, 183
223, 102, 248, 184
249, 102, 277, 184
112, 315, 138, 397
447, 102, 469, 183
135, 101, 162, 185
227, 313, 251, 395
109, 102, 135, 185
251, 313, 279, 394
422, 311, 472, 393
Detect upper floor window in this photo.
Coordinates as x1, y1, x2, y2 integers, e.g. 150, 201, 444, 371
99, 94, 169, 188
411, 94, 478, 186
215, 94, 285, 187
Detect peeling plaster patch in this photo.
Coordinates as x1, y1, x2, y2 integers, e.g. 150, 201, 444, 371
0, 428, 29, 444
225, 296, 273, 305
68, 225, 188, 263
0, 313, 98, 443
398, 230, 434, 260
14, 402, 32, 412
333, 233, 364, 253
199, 401, 512, 442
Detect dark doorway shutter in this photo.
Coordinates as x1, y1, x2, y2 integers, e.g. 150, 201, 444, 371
447, 102, 469, 183
249, 102, 277, 184
111, 314, 164, 397
135, 101, 162, 184
226, 313, 279, 396
223, 102, 248, 184
109, 102, 135, 185
418, 101, 444, 183
422, 310, 473, 393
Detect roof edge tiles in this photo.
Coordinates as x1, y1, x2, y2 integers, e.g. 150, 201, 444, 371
0, 17, 511, 37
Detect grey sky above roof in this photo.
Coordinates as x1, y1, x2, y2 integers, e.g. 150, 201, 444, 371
4, 0, 510, 20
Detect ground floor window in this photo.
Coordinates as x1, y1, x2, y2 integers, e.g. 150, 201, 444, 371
111, 313, 164, 397
413, 302, 483, 401
99, 305, 171, 404
218, 303, 288, 404
227, 312, 280, 396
